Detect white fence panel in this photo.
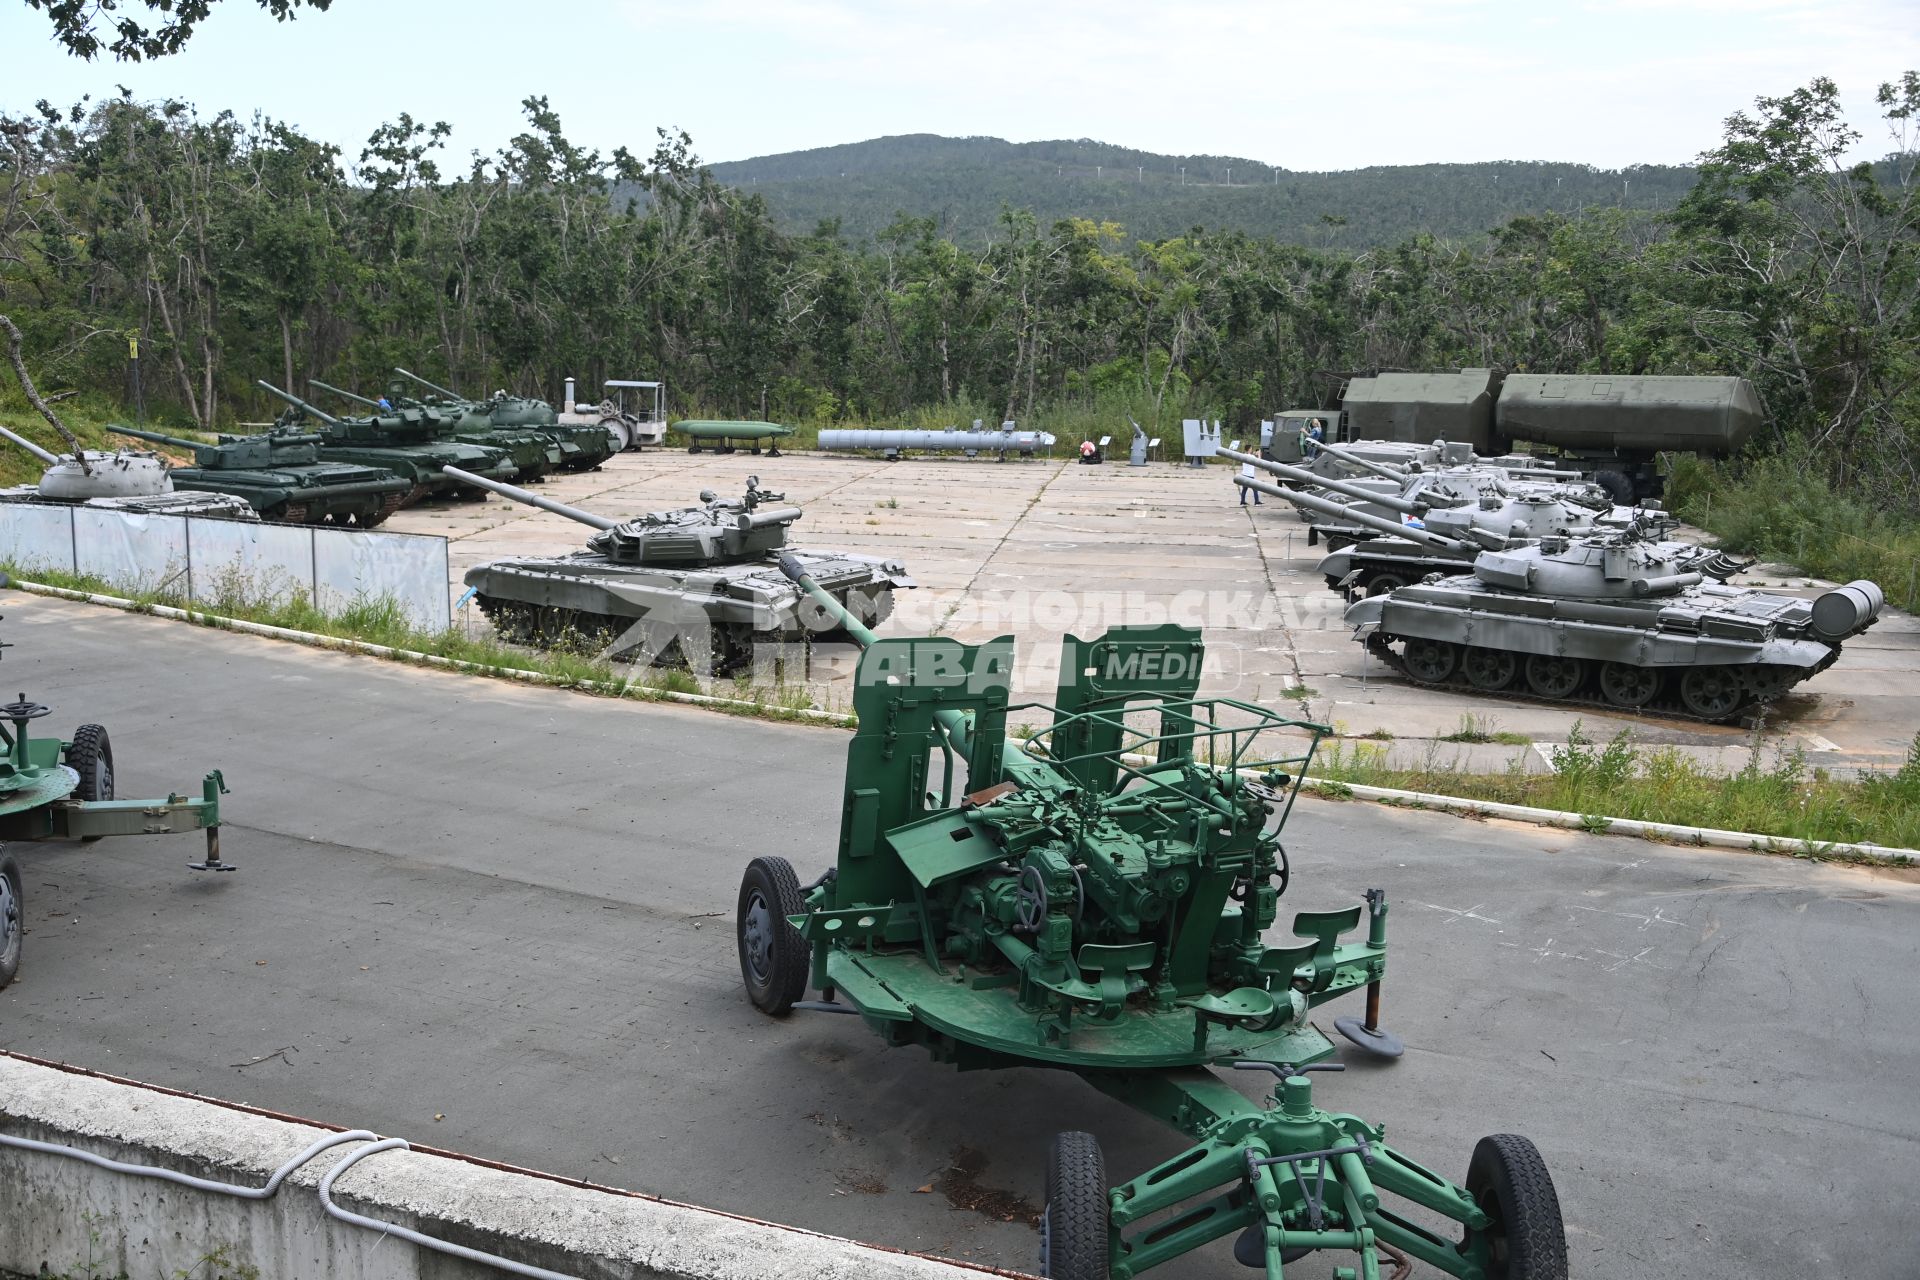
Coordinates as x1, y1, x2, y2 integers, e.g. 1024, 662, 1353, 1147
183, 519, 316, 608
315, 527, 450, 631
0, 505, 79, 575
71, 507, 189, 593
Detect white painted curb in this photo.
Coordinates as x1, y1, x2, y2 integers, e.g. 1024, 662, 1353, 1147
16, 579, 1911, 864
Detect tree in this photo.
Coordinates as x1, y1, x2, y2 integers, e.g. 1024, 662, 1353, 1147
25, 0, 332, 62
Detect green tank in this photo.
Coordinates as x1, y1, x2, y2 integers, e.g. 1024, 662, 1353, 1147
309, 379, 561, 485
389, 368, 614, 472
107, 425, 411, 525
255, 381, 519, 504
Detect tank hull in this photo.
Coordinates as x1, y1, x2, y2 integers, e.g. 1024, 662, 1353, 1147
163, 463, 411, 525
466, 549, 914, 674
314, 443, 516, 503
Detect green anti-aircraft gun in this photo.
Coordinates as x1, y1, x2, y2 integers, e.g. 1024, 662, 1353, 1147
0, 580, 231, 991
736, 555, 1568, 1280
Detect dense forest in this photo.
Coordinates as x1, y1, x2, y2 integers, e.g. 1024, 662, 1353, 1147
0, 73, 1915, 515
707, 135, 1699, 246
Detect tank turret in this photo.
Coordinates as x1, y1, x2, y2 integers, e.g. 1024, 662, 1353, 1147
1343, 521, 1882, 721
448, 467, 912, 674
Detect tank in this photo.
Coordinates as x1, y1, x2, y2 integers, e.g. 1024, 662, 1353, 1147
0, 424, 257, 520
1341, 516, 1883, 722
308, 379, 562, 484
255, 381, 519, 504
448, 467, 915, 674
390, 368, 615, 472
107, 426, 410, 525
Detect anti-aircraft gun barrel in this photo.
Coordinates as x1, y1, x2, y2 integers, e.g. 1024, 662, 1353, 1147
256, 380, 344, 428
1217, 446, 1439, 517
392, 367, 465, 402
308, 379, 383, 410
440, 464, 619, 530
1237, 476, 1495, 553
0, 423, 64, 466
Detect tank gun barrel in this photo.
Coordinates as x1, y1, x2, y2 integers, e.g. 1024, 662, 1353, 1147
108, 425, 200, 451
1218, 446, 1432, 517
1238, 477, 1489, 553
392, 367, 465, 402
255, 380, 343, 427
308, 379, 382, 410
440, 464, 618, 530
0, 423, 63, 466
1314, 440, 1413, 483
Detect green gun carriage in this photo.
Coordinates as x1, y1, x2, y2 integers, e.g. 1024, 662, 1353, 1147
735, 554, 1568, 1280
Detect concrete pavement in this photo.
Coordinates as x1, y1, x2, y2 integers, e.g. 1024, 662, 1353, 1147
1, 593, 1916, 1278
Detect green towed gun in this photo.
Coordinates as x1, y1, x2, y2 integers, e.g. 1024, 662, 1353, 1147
674, 419, 792, 455
735, 554, 1568, 1280
0, 582, 230, 991
109, 426, 411, 526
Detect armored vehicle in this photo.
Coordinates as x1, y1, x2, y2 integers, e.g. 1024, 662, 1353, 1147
390, 368, 615, 472
256, 382, 518, 504
108, 426, 410, 526
1342, 516, 1882, 721
308, 379, 561, 484
0, 580, 231, 990
0, 424, 257, 520
448, 467, 913, 673
733, 555, 1569, 1280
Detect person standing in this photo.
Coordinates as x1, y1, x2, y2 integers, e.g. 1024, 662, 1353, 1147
1238, 456, 1263, 505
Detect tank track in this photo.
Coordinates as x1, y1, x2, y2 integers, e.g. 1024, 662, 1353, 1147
474, 598, 758, 674
1362, 633, 1813, 727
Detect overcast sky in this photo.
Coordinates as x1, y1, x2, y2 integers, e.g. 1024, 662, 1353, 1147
6, 0, 1915, 174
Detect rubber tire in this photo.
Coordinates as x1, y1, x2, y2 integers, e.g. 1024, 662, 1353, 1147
737, 856, 809, 1016
1042, 1131, 1109, 1280
1594, 470, 1636, 505
0, 851, 21, 990
1465, 1134, 1568, 1280
65, 724, 113, 842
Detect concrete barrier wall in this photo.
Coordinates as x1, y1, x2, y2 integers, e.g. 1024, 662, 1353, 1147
0, 1055, 999, 1280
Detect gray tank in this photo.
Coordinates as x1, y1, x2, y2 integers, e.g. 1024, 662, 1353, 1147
0, 424, 258, 520
1341, 516, 1882, 722
446, 467, 915, 674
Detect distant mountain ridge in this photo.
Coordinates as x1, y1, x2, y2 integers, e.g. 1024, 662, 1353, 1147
708, 134, 1697, 247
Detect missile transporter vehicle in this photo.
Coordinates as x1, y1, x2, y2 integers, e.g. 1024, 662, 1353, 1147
0, 424, 257, 520
733, 555, 1570, 1280
1343, 517, 1883, 721
256, 381, 518, 504
389, 368, 615, 473
308, 378, 563, 485
108, 426, 410, 525
449, 468, 914, 673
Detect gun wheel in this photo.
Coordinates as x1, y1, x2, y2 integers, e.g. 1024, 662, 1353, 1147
1465, 1134, 1568, 1280
1041, 1131, 1109, 1280
65, 724, 114, 842
0, 852, 22, 990
737, 856, 809, 1016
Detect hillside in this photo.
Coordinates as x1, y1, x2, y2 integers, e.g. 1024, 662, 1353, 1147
708, 135, 1698, 246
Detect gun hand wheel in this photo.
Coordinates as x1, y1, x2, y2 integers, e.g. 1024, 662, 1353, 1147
737, 856, 809, 1016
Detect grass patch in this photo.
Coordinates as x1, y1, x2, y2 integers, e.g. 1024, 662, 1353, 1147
5, 562, 852, 727
1309, 721, 1920, 856
1278, 684, 1317, 700
1438, 713, 1530, 746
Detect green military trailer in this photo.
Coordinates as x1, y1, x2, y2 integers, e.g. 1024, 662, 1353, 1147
736, 553, 1569, 1280
0, 580, 230, 990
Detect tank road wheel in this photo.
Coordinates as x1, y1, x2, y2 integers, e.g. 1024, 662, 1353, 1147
1403, 638, 1458, 684
65, 725, 114, 842
1524, 655, 1586, 700
1598, 662, 1661, 710
737, 856, 809, 1016
1041, 1131, 1109, 1280
1464, 1134, 1569, 1280
1462, 647, 1519, 691
1365, 572, 1408, 597
1742, 664, 1796, 704
0, 852, 22, 990
1679, 667, 1745, 721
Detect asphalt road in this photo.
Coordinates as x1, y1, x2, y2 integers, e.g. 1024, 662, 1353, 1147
1, 592, 1915, 1278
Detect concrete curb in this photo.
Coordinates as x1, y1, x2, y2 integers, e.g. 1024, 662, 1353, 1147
8, 578, 858, 728
15, 579, 1910, 865
0, 1054, 1004, 1280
